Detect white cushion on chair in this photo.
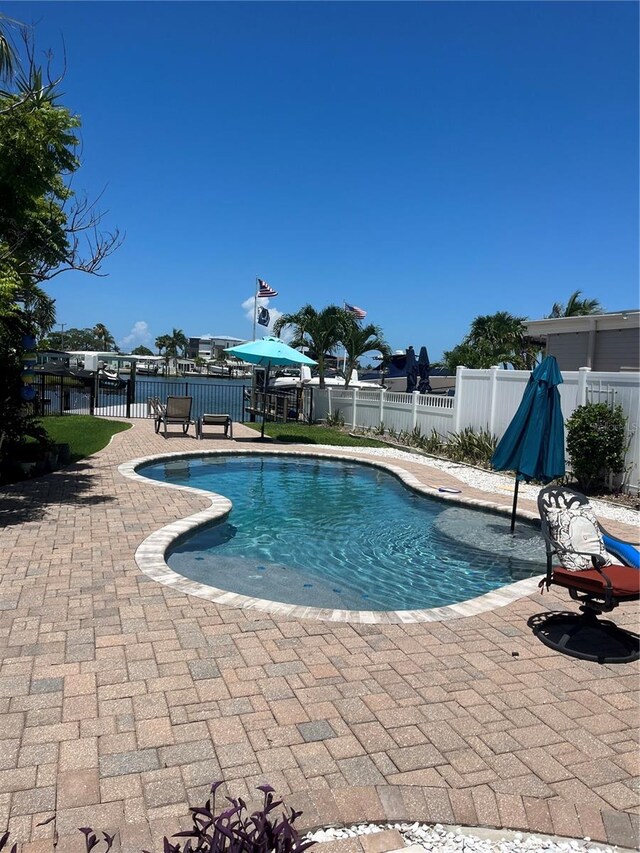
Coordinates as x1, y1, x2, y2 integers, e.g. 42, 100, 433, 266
546, 504, 613, 571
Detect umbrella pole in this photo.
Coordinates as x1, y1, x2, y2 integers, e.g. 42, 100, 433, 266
510, 478, 520, 533
261, 363, 270, 439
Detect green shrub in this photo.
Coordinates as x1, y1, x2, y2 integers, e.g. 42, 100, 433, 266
566, 403, 627, 491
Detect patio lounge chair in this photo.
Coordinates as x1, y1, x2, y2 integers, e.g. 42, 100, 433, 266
154, 396, 194, 437
533, 485, 639, 663
196, 413, 233, 439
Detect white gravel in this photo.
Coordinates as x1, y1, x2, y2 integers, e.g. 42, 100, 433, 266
307, 821, 627, 853
336, 446, 639, 529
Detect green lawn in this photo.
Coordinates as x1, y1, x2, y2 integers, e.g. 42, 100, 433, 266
243, 421, 387, 448
38, 415, 132, 462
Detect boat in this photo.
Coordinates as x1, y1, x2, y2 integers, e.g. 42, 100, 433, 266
269, 365, 380, 391
135, 362, 159, 376
96, 367, 127, 390
369, 351, 456, 394
32, 363, 127, 390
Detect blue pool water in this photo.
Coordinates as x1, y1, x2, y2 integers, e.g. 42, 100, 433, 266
140, 455, 546, 611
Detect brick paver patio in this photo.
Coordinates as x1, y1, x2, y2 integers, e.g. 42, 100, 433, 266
0, 419, 638, 852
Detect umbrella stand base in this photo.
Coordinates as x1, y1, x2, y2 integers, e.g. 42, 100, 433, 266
531, 611, 639, 664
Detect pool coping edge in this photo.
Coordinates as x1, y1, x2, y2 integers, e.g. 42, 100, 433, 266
119, 447, 543, 624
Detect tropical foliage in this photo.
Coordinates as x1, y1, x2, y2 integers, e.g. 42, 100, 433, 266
92, 323, 116, 351
440, 311, 539, 371
0, 17, 120, 470
155, 328, 188, 371
548, 290, 603, 318
273, 305, 345, 388
273, 304, 389, 387
338, 317, 390, 387
130, 345, 153, 356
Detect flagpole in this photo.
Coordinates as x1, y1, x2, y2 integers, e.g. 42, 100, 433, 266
342, 299, 348, 375
253, 277, 259, 341
250, 277, 259, 421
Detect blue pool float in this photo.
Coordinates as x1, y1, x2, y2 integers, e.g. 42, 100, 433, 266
603, 534, 640, 569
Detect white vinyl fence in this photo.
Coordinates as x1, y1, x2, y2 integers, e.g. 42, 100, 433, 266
314, 366, 640, 494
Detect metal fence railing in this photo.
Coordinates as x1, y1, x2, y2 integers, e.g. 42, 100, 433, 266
33, 375, 315, 427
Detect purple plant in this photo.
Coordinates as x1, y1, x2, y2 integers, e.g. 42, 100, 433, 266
166, 782, 316, 853
66, 781, 314, 853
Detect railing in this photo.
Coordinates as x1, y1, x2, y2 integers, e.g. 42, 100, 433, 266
35, 375, 314, 427
314, 367, 640, 494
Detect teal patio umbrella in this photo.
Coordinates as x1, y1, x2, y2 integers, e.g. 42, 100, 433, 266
225, 336, 317, 438
491, 356, 565, 532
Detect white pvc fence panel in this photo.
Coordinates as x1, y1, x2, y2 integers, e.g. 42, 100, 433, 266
314, 366, 640, 493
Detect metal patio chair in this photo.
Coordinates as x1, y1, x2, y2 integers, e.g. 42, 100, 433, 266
532, 485, 639, 663
154, 396, 194, 437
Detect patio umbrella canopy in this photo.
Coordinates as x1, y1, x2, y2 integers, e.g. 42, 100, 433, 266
491, 355, 566, 532
417, 346, 431, 394
225, 337, 317, 438
405, 346, 418, 393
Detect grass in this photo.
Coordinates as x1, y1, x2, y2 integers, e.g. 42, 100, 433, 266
243, 421, 387, 448
37, 415, 132, 462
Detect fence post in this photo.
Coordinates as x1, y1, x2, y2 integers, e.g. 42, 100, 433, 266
326, 386, 332, 421
412, 391, 419, 429
488, 365, 499, 435
379, 388, 385, 427
453, 366, 465, 433
352, 388, 357, 430
577, 366, 591, 406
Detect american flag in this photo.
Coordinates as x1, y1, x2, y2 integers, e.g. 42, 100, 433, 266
257, 279, 278, 298
345, 303, 367, 319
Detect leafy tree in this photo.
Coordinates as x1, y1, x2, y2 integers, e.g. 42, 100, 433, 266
548, 290, 603, 318
0, 18, 120, 473
441, 311, 539, 371
273, 305, 344, 388
42, 327, 107, 351
337, 313, 390, 387
130, 345, 153, 356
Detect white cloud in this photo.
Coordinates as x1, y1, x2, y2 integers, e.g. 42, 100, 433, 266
120, 320, 152, 350
241, 295, 288, 339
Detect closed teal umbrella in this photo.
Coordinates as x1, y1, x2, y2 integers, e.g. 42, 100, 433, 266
491, 356, 565, 531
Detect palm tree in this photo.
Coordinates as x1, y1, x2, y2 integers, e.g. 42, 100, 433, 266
273, 304, 344, 388
338, 314, 390, 387
548, 290, 603, 318
166, 328, 188, 357
92, 323, 115, 351
155, 334, 170, 355
163, 328, 188, 374
0, 15, 17, 82
441, 312, 538, 371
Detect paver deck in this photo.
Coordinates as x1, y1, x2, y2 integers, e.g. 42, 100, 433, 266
0, 419, 638, 852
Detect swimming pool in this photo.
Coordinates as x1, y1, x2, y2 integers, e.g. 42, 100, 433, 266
139, 454, 546, 612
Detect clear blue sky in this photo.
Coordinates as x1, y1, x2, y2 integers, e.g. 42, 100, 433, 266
7, 1, 639, 358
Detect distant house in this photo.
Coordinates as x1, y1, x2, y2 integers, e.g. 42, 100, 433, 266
187, 335, 246, 361
524, 310, 639, 372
